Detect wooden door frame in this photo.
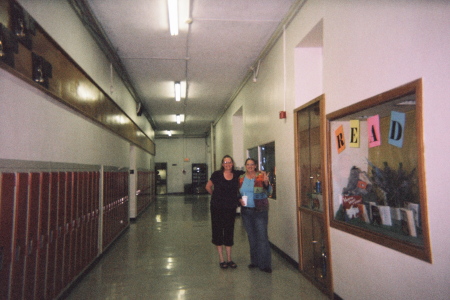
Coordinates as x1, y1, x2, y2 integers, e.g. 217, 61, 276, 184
294, 95, 333, 298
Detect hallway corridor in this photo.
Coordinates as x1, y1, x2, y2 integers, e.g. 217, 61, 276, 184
63, 195, 327, 300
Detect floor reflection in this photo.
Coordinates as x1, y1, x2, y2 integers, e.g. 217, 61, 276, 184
64, 194, 327, 300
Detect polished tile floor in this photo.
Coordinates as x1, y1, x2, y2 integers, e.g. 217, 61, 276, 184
64, 194, 327, 300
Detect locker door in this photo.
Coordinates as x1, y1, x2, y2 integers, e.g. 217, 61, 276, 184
10, 173, 29, 300
35, 172, 50, 299
46, 172, 58, 299
23, 173, 40, 300
69, 172, 79, 281
102, 172, 110, 249
92, 171, 99, 260
0, 173, 15, 300
75, 172, 83, 274
85, 172, 93, 264
80, 172, 88, 270
54, 172, 66, 296
63, 172, 74, 286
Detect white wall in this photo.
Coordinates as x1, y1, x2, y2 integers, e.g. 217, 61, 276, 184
17, 0, 155, 140
0, 68, 131, 167
129, 145, 154, 218
213, 0, 450, 299
0, 1, 154, 173
155, 138, 208, 193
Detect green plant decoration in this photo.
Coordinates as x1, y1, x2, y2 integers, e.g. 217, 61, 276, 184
368, 161, 417, 208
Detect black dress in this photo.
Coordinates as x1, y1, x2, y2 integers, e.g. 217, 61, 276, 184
209, 170, 243, 246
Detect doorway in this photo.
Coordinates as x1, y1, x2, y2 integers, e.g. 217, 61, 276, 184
155, 162, 167, 195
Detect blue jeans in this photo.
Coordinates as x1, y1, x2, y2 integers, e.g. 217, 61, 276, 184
241, 207, 271, 270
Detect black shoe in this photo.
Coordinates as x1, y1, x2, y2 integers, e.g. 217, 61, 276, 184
220, 262, 228, 269
248, 264, 257, 269
227, 261, 237, 268
261, 268, 272, 273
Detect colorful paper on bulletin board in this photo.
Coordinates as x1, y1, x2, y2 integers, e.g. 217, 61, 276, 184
367, 115, 381, 148
388, 111, 405, 148
335, 125, 346, 154
349, 120, 360, 148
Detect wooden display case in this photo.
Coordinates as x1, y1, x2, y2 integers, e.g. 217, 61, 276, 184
294, 95, 332, 297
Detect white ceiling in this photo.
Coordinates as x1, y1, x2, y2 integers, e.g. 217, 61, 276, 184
75, 0, 299, 138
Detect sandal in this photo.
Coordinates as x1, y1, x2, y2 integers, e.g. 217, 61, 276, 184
220, 262, 228, 269
227, 261, 237, 268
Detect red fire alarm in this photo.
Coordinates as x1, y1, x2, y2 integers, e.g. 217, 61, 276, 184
279, 111, 287, 119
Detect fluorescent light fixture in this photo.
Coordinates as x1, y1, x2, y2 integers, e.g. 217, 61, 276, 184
176, 114, 181, 124
168, 0, 179, 36
174, 81, 181, 101
168, 130, 172, 137
395, 100, 416, 106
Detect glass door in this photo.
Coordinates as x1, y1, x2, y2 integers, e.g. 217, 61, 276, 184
294, 95, 332, 296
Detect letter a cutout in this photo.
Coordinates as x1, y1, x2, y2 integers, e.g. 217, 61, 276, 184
367, 115, 381, 148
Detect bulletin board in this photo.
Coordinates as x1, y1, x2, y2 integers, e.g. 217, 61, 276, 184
326, 79, 431, 262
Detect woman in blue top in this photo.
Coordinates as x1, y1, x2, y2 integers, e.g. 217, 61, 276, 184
238, 158, 273, 273
205, 155, 244, 269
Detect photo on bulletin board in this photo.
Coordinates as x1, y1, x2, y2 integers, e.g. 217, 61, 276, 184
326, 79, 431, 263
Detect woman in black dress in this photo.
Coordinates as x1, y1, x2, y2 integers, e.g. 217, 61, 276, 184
205, 155, 243, 269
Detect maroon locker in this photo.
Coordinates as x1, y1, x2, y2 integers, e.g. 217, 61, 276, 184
102, 172, 109, 249
123, 171, 129, 228
54, 172, 66, 296
92, 171, 98, 260
91, 171, 99, 260
118, 173, 123, 230
46, 172, 59, 299
109, 172, 114, 245
107, 171, 112, 247
23, 173, 40, 300
115, 174, 120, 238
83, 172, 90, 268
10, 173, 29, 300
87, 172, 93, 263
75, 172, 83, 274
63, 172, 74, 286
84, 171, 90, 268
68, 171, 78, 284
79, 172, 89, 271
109, 172, 114, 246
35, 172, 50, 299
109, 172, 115, 246
0, 173, 15, 300
119, 172, 124, 229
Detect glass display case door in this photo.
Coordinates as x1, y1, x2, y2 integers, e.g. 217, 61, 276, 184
294, 95, 332, 296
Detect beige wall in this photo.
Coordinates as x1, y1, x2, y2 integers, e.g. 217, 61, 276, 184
6, 0, 449, 299
1, 0, 155, 169
213, 0, 450, 299
18, 0, 155, 140
155, 138, 208, 193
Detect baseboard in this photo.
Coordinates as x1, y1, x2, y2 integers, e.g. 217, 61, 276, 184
269, 241, 299, 269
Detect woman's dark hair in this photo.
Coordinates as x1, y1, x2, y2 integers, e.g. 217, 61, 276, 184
220, 155, 236, 172
245, 158, 258, 171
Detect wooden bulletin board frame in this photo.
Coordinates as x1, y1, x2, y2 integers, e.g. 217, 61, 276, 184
326, 79, 431, 262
